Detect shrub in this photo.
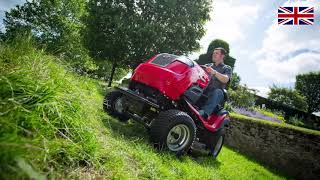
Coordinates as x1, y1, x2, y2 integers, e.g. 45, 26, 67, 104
224, 102, 234, 112
228, 72, 241, 90
286, 115, 306, 127
268, 86, 308, 112
228, 85, 256, 108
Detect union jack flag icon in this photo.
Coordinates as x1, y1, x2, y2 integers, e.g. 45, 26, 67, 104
278, 7, 314, 25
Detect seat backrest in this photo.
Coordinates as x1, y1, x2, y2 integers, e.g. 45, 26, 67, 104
221, 89, 228, 105
222, 89, 228, 100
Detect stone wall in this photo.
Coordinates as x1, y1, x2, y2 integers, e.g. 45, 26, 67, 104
225, 116, 320, 179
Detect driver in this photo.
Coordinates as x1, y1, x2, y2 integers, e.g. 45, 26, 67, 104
199, 47, 232, 119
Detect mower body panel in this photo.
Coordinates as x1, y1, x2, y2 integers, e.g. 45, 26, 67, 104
131, 54, 210, 100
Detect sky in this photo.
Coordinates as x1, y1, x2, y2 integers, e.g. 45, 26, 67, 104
189, 0, 320, 97
1, 0, 319, 97
0, 0, 19, 30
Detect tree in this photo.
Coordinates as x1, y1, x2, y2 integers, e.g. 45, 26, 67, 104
4, 0, 86, 53
207, 39, 230, 55
3, 0, 96, 72
83, 0, 134, 86
268, 86, 308, 112
295, 72, 320, 113
83, 0, 211, 86
197, 39, 236, 69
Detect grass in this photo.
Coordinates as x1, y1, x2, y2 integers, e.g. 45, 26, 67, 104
0, 37, 289, 179
99, 118, 288, 179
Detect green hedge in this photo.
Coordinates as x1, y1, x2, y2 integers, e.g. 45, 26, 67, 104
230, 113, 320, 136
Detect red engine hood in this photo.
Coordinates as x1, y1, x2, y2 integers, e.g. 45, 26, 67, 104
131, 58, 210, 100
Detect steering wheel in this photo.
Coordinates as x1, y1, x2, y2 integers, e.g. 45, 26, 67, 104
199, 65, 212, 76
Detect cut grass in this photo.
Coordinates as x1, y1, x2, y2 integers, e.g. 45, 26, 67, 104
0, 38, 289, 179
98, 117, 288, 179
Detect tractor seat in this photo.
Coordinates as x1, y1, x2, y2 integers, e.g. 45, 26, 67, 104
221, 89, 228, 106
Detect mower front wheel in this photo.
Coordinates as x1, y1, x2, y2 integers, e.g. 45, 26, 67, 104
150, 110, 196, 155
103, 90, 129, 122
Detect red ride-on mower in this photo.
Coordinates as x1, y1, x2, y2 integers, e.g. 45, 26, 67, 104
104, 53, 230, 157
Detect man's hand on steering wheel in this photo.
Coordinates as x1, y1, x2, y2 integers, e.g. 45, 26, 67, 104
200, 65, 217, 76
205, 66, 216, 75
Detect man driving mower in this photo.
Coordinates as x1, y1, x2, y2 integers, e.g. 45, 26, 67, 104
104, 47, 232, 156
199, 47, 232, 119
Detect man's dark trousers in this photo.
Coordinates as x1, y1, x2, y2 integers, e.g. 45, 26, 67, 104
201, 88, 224, 116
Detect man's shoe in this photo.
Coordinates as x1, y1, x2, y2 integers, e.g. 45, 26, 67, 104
198, 110, 208, 119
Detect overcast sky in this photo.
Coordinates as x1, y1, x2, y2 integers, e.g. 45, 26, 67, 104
1, 0, 319, 97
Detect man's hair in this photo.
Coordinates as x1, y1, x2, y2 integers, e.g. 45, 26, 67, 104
213, 47, 227, 55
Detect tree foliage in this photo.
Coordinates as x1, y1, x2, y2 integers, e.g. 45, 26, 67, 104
4, 0, 86, 52
83, 0, 212, 86
268, 86, 308, 112
295, 72, 320, 113
207, 39, 230, 55
3, 0, 95, 71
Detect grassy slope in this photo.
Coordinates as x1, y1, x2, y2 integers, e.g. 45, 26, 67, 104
0, 40, 288, 179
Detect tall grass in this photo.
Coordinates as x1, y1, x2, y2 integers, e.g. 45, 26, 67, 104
0, 36, 288, 179
0, 36, 105, 178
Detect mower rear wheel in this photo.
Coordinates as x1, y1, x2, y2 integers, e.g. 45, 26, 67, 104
209, 128, 225, 158
150, 110, 196, 155
103, 90, 129, 122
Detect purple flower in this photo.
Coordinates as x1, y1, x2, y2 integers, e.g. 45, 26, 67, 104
233, 107, 282, 123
